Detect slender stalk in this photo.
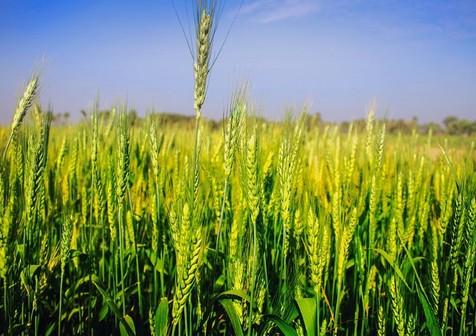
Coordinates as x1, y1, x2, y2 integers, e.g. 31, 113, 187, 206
4, 276, 8, 332
216, 179, 228, 250
247, 212, 258, 336
58, 269, 64, 336
133, 225, 143, 316
118, 204, 126, 316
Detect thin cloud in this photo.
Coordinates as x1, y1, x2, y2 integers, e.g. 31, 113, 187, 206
239, 0, 320, 23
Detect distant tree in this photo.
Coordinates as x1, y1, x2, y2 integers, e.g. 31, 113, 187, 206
443, 116, 458, 134
420, 122, 443, 135
441, 116, 476, 135
304, 112, 322, 130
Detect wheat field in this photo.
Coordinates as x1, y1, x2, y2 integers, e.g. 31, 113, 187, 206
1, 2, 475, 335
0, 79, 475, 335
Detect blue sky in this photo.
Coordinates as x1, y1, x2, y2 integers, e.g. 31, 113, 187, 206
0, 0, 475, 123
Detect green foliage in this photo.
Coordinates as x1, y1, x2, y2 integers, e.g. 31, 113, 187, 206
0, 59, 475, 335
0, 101, 474, 335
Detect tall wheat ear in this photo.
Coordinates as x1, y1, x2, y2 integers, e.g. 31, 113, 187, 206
3, 75, 39, 159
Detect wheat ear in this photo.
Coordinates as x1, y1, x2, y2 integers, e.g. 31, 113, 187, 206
3, 75, 39, 159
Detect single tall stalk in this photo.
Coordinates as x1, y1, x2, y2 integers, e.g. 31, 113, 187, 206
117, 111, 130, 317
